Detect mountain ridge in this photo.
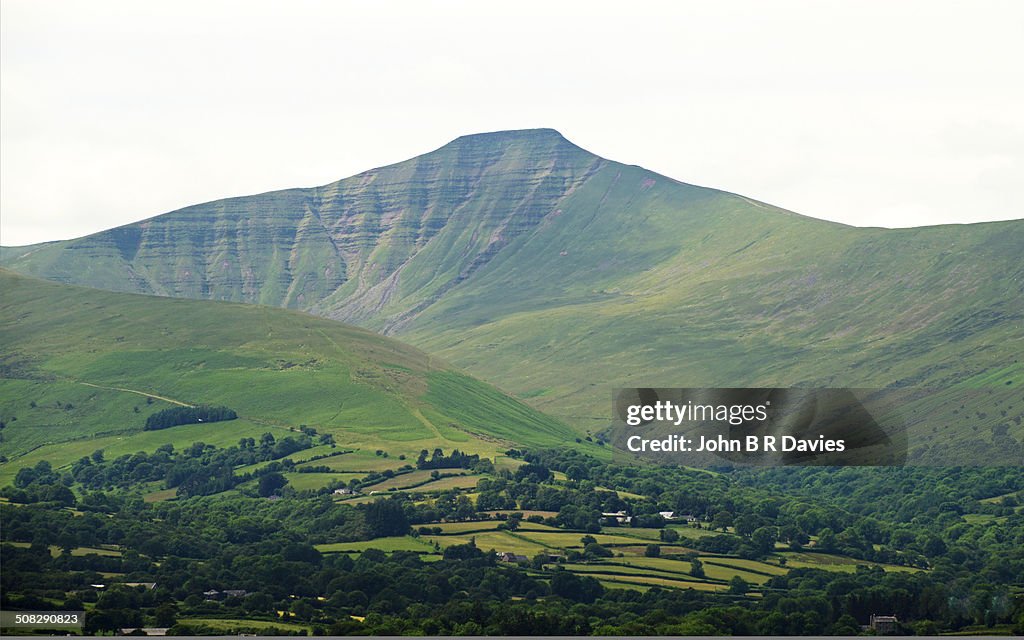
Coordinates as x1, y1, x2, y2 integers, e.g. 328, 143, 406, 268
3, 130, 1021, 434
2, 128, 622, 327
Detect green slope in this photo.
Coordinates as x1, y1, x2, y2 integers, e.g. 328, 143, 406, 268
1, 129, 602, 328
0, 270, 584, 484
3, 129, 1021, 439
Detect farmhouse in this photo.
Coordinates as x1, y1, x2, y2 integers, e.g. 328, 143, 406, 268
601, 510, 631, 524
869, 614, 899, 635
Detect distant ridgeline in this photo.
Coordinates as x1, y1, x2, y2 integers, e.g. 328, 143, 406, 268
144, 405, 238, 431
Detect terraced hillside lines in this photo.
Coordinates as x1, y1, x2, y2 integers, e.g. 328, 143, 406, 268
0, 270, 587, 481
2, 130, 602, 330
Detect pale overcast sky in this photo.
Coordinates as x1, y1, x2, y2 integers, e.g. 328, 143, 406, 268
2, 0, 1022, 246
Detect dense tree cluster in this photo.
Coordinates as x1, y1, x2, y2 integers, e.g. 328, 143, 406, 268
144, 405, 237, 431
416, 448, 481, 470
2, 433, 314, 504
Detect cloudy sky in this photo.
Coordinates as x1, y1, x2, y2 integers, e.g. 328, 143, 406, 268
2, 0, 1022, 246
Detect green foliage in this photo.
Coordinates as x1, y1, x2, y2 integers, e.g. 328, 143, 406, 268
728, 575, 749, 595
690, 557, 705, 578
415, 448, 480, 470
363, 497, 410, 538
257, 472, 287, 497
550, 570, 604, 603
144, 405, 237, 430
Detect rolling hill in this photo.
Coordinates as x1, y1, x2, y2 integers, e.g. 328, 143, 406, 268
0, 269, 585, 484
2, 129, 1021, 444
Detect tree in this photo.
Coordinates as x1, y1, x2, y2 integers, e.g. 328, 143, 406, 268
690, 557, 705, 578
154, 603, 178, 628
751, 526, 777, 557
645, 544, 661, 557
566, 465, 588, 481
514, 463, 552, 483
144, 405, 237, 430
258, 472, 287, 497
735, 513, 758, 537
583, 542, 613, 559
728, 575, 749, 595
550, 572, 603, 603
502, 513, 522, 531
824, 614, 857, 635
442, 539, 483, 560
660, 528, 680, 543
364, 497, 410, 538
816, 527, 837, 552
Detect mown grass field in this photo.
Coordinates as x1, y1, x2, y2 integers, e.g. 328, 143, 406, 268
412, 474, 483, 492
315, 536, 437, 553
298, 451, 410, 473
282, 472, 354, 492
780, 551, 924, 573
702, 557, 789, 575
581, 573, 726, 592
6, 542, 122, 558
423, 531, 548, 556
143, 488, 178, 503
362, 469, 458, 492
179, 617, 312, 634
515, 530, 653, 548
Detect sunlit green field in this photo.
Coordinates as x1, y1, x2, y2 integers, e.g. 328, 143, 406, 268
179, 618, 312, 634
0, 271, 593, 485
780, 551, 924, 573
315, 536, 437, 553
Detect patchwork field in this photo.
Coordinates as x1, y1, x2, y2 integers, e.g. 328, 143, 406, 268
309, 513, 930, 595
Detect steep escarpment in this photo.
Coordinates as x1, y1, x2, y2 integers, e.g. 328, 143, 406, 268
2, 129, 608, 328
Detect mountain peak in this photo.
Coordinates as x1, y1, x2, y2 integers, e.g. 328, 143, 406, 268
451, 127, 565, 141
441, 128, 587, 155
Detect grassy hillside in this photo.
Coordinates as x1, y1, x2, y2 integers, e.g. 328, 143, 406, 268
0, 270, 586, 484
3, 129, 1021, 444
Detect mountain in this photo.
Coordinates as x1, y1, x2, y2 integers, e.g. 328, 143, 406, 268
0, 269, 584, 484
1, 129, 602, 329
3, 129, 1022, 439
